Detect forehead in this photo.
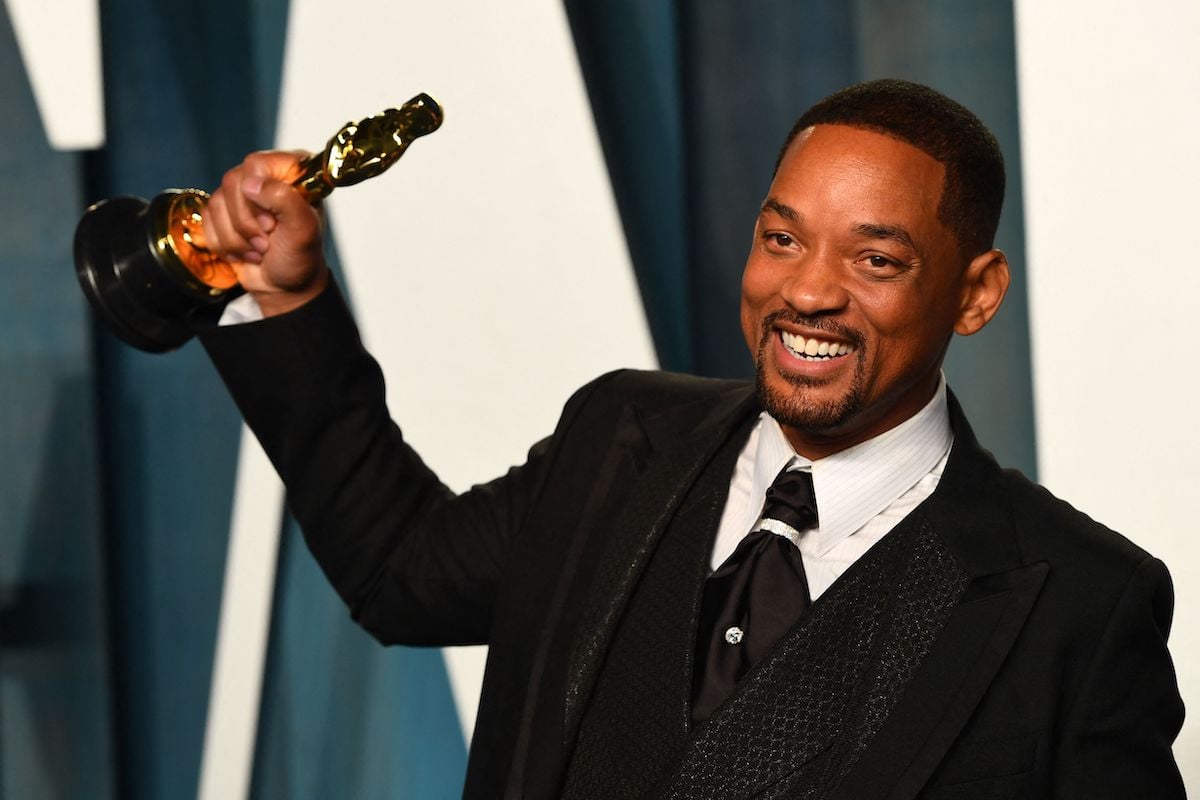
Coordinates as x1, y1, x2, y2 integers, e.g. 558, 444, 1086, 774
769, 124, 948, 234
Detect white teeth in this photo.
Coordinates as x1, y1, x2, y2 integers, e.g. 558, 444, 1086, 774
779, 330, 854, 360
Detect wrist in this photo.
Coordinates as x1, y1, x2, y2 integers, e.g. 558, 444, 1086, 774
250, 266, 330, 318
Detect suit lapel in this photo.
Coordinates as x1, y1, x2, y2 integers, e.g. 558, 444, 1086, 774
829, 393, 1051, 800
562, 384, 758, 751
828, 563, 1048, 800
506, 401, 657, 800
560, 412, 754, 799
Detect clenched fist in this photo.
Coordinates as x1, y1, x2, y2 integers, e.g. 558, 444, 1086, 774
203, 150, 329, 317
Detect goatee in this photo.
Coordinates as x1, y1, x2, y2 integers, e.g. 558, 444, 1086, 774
753, 310, 867, 432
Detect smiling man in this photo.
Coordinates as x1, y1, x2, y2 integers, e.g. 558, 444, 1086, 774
199, 80, 1185, 798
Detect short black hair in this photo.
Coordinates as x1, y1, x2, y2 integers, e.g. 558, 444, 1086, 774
778, 79, 1006, 257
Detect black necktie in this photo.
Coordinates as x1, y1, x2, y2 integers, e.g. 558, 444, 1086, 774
692, 467, 818, 723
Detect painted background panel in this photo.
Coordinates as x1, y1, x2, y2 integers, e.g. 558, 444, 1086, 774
1014, 0, 1200, 783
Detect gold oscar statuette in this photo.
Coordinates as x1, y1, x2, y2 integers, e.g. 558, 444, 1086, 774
74, 92, 444, 353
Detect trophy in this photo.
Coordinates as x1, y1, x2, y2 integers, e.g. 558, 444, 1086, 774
74, 93, 443, 353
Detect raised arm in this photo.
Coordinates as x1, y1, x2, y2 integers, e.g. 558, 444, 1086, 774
198, 152, 544, 645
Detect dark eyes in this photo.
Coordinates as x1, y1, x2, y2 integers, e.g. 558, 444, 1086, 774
761, 232, 903, 273
763, 232, 795, 249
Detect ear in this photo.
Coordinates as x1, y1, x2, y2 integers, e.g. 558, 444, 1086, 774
955, 249, 1010, 336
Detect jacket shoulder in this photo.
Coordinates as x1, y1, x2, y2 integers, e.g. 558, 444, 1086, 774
1000, 467, 1160, 578
560, 368, 751, 421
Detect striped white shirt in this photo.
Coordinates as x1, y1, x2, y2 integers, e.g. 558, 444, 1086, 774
710, 376, 953, 600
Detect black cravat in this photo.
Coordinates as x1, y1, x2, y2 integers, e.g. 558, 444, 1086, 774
692, 467, 817, 723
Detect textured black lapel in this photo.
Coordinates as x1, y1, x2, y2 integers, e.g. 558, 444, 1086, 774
561, 387, 757, 754
560, 417, 751, 798
828, 562, 1049, 800
505, 402, 649, 800
827, 393, 1051, 800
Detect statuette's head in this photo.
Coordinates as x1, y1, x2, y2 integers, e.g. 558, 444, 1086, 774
326, 94, 443, 187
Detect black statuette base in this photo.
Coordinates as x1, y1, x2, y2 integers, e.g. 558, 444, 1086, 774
73, 196, 240, 353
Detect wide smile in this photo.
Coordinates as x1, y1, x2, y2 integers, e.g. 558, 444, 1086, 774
779, 330, 857, 361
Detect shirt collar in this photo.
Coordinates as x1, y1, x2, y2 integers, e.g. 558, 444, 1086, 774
748, 374, 953, 555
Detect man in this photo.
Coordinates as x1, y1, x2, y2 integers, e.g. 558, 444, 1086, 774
199, 80, 1185, 798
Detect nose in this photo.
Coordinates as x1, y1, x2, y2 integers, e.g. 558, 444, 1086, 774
779, 249, 850, 315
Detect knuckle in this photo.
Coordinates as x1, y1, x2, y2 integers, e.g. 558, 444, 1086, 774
221, 168, 242, 194
246, 149, 297, 178
243, 153, 270, 176
214, 218, 246, 250
231, 214, 256, 237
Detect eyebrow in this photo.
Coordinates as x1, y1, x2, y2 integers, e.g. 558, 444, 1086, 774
761, 198, 799, 221
853, 223, 918, 253
761, 198, 921, 254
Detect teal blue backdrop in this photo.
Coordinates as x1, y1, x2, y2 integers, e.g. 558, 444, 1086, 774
0, 6, 113, 798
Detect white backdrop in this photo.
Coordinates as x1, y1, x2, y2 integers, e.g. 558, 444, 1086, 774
1015, 0, 1200, 786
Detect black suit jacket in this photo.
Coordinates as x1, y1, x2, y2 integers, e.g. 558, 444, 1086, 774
201, 283, 1185, 799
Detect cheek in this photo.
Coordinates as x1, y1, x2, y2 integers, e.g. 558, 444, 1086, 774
739, 262, 769, 348
858, 294, 955, 378
739, 292, 760, 353
855, 293, 930, 358
740, 258, 770, 301
740, 258, 792, 315
857, 283, 931, 335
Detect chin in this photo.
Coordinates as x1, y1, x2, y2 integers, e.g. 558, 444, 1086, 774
755, 366, 866, 434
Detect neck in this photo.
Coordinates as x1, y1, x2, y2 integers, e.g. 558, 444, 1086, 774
779, 375, 944, 460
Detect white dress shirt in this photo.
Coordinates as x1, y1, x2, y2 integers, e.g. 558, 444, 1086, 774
711, 376, 954, 600
220, 293, 264, 325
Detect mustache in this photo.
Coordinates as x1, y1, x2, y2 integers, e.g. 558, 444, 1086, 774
759, 309, 866, 350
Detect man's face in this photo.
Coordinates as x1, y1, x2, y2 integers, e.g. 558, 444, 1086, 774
741, 124, 972, 457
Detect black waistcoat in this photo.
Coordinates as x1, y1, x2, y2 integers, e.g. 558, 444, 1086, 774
560, 423, 970, 799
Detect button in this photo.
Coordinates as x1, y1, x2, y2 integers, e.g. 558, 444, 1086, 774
724, 626, 744, 645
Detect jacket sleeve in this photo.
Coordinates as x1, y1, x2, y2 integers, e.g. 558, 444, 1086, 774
199, 281, 608, 647
1053, 555, 1186, 798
